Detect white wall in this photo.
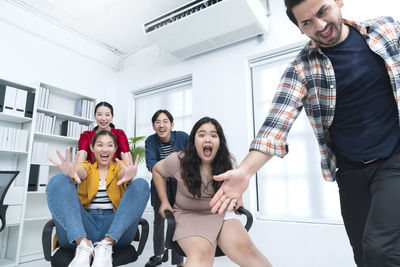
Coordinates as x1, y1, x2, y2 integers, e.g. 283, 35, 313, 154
0, 16, 117, 119
117, 1, 400, 266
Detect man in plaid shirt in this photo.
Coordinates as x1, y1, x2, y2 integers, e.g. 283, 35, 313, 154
210, 0, 400, 266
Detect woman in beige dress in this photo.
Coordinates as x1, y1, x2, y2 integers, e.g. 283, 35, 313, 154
152, 117, 272, 267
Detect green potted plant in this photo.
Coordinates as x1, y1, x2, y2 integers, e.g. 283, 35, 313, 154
128, 136, 146, 164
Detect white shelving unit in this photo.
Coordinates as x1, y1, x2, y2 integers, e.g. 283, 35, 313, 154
34, 132, 79, 142
0, 79, 95, 266
0, 79, 35, 267
18, 82, 95, 265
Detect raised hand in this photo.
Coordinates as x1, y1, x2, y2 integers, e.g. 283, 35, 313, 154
209, 168, 251, 214
116, 152, 138, 186
49, 149, 82, 183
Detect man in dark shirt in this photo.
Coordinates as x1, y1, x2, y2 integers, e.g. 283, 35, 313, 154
209, 1, 400, 266
145, 110, 188, 267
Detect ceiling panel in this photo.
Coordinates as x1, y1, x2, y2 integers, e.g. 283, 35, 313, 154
2, 0, 189, 67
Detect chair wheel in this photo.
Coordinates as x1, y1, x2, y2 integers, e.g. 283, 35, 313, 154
162, 249, 169, 262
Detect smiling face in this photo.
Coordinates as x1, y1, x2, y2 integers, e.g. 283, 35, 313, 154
194, 122, 220, 165
90, 134, 117, 167
292, 0, 348, 47
94, 105, 114, 131
153, 112, 174, 143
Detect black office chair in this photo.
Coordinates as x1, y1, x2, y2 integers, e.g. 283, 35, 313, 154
163, 177, 253, 257
42, 218, 149, 267
164, 207, 253, 257
0, 171, 20, 232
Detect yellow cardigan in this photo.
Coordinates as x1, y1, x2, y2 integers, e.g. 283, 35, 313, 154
77, 160, 128, 210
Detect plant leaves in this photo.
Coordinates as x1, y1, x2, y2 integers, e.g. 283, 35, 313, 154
128, 136, 146, 164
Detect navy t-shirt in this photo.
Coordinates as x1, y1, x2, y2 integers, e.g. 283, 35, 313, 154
322, 26, 400, 161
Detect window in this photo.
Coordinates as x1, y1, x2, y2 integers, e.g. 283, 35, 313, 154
132, 75, 192, 211
250, 45, 342, 224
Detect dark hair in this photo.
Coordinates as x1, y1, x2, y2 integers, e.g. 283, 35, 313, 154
91, 130, 117, 147
180, 117, 233, 198
151, 110, 174, 124
93, 101, 115, 130
285, 0, 305, 26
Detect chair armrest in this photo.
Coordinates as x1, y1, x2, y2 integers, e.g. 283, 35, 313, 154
164, 210, 175, 249
237, 207, 253, 231
0, 205, 8, 232
42, 219, 55, 262
136, 218, 149, 256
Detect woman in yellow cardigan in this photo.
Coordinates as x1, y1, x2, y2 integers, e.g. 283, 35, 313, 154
47, 130, 149, 267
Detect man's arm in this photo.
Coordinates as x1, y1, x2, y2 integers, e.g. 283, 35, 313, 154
145, 136, 158, 172
210, 60, 306, 213
210, 150, 273, 214
395, 18, 400, 43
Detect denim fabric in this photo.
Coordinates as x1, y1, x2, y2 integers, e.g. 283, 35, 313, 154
145, 130, 189, 205
145, 131, 189, 172
46, 174, 149, 248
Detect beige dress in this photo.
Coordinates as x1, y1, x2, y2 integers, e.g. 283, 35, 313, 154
158, 152, 225, 245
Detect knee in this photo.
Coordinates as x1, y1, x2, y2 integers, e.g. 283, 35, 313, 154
188, 247, 213, 266
46, 174, 70, 194
232, 239, 259, 258
130, 178, 150, 198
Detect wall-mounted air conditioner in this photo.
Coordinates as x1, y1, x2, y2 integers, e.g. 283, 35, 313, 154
144, 0, 269, 60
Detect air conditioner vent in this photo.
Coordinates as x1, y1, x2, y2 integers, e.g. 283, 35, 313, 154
144, 0, 269, 60
145, 0, 224, 33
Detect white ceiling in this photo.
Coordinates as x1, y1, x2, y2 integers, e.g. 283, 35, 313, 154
1, 0, 190, 69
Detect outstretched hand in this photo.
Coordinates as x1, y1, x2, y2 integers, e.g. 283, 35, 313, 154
116, 152, 138, 186
49, 149, 82, 183
209, 168, 251, 214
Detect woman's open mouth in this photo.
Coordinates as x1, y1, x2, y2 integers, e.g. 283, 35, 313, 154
100, 154, 110, 160
203, 146, 212, 157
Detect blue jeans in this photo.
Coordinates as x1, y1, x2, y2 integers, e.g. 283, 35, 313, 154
46, 174, 149, 248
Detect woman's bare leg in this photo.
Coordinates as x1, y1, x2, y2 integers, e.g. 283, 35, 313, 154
217, 219, 272, 267
177, 236, 216, 267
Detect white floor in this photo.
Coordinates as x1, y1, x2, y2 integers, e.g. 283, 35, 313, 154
18, 211, 236, 267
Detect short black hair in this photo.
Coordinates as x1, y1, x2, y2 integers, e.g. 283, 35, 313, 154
151, 110, 174, 124
284, 0, 306, 26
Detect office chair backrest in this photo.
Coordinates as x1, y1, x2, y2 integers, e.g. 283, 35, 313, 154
0, 171, 20, 232
0, 171, 19, 205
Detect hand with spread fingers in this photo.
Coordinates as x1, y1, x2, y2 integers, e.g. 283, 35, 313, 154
210, 150, 272, 214
116, 152, 139, 186
210, 168, 251, 214
49, 149, 82, 183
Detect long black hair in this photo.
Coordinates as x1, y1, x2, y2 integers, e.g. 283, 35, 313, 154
93, 101, 116, 131
180, 117, 233, 198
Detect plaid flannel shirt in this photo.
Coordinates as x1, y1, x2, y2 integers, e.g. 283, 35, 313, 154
250, 16, 400, 182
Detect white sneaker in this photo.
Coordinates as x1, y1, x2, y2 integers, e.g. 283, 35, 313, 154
92, 240, 113, 267
68, 241, 94, 267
